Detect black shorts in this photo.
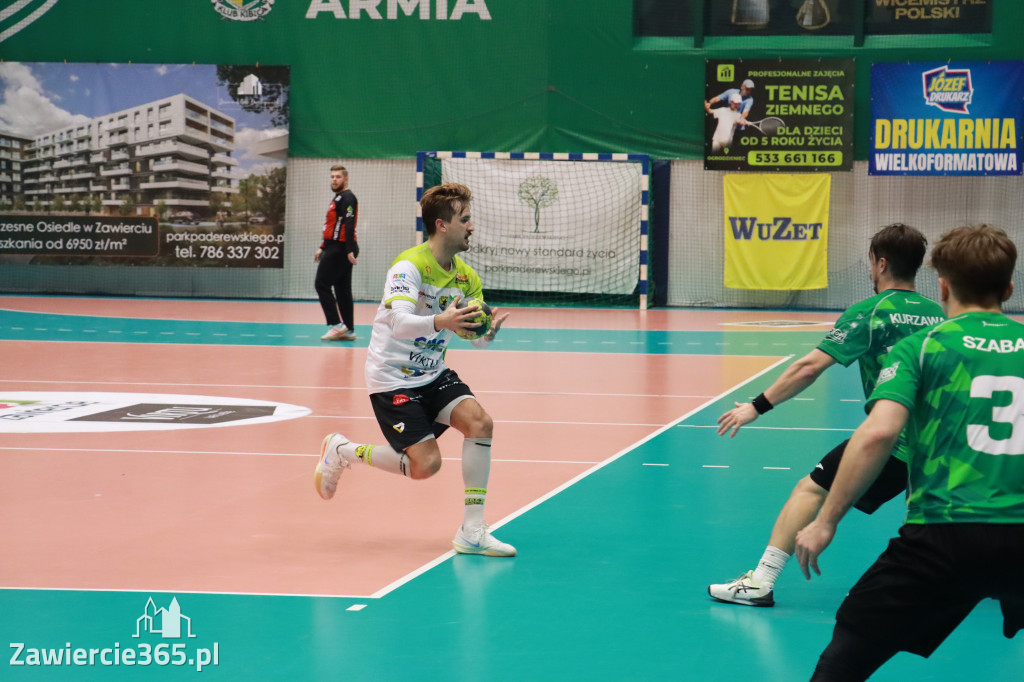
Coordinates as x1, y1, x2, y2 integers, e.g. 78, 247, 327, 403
834, 523, 1024, 658
368, 368, 475, 451
809, 439, 908, 514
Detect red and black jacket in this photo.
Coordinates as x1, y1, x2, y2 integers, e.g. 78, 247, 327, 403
321, 188, 358, 254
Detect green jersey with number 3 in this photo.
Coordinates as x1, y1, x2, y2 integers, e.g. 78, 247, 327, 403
869, 312, 1024, 524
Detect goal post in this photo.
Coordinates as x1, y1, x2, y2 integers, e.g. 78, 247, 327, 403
416, 151, 650, 309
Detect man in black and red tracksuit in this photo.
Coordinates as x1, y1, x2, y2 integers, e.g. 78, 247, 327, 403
315, 164, 360, 341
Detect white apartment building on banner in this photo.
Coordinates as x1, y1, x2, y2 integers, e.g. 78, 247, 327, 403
18, 94, 239, 218
0, 131, 30, 206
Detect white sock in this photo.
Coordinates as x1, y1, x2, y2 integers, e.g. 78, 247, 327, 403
461, 437, 492, 528
751, 545, 790, 586
353, 443, 410, 478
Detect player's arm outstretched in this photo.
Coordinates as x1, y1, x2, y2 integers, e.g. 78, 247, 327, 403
716, 348, 836, 438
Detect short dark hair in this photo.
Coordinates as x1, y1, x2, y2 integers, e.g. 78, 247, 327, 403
421, 183, 472, 236
330, 164, 347, 175
930, 224, 1017, 306
869, 223, 928, 281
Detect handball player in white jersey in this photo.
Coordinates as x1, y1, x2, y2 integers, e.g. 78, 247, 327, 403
314, 182, 515, 557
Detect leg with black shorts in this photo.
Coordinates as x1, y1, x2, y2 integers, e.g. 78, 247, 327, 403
313, 369, 516, 556
709, 440, 908, 607
811, 523, 1024, 681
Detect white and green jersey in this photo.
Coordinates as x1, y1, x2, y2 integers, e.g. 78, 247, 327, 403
365, 242, 484, 393
817, 289, 945, 460
869, 312, 1024, 525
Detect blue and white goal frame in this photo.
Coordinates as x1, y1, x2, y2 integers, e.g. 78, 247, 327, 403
416, 151, 651, 309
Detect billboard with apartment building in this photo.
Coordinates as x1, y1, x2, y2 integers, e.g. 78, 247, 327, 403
0, 63, 289, 268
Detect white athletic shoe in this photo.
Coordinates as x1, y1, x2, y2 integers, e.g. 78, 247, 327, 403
314, 432, 355, 500
452, 523, 517, 557
708, 570, 775, 607
321, 326, 356, 341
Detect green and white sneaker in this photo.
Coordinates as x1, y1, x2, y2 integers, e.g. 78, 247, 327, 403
314, 432, 355, 500
453, 523, 516, 557
708, 571, 775, 607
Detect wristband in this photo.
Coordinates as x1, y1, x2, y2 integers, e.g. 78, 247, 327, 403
752, 392, 773, 415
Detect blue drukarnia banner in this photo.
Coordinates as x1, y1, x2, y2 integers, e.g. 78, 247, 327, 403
870, 61, 1024, 176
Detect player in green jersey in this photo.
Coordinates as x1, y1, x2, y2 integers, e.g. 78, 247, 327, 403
709, 224, 944, 607
314, 183, 516, 557
796, 224, 1023, 681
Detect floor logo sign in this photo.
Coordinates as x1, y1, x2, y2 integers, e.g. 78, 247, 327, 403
0, 392, 310, 433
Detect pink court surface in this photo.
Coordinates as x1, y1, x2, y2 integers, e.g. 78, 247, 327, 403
0, 296, 834, 598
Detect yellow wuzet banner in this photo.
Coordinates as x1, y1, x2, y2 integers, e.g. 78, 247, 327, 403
723, 174, 830, 290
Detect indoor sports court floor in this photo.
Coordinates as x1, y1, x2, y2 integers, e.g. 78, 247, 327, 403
1, 295, 1021, 681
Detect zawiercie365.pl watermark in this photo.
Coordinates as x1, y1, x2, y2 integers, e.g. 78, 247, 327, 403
10, 596, 220, 672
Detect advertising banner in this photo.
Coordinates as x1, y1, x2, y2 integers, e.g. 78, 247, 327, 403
705, 59, 854, 172
723, 173, 830, 290
866, 0, 992, 35
438, 157, 643, 295
0, 62, 289, 267
870, 61, 1024, 176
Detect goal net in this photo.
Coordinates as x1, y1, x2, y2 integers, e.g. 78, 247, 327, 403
417, 152, 650, 308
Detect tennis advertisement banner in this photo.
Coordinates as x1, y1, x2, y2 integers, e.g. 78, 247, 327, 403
0, 62, 289, 267
704, 59, 854, 172
870, 61, 1024, 176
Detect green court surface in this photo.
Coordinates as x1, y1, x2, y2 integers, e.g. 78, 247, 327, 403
2, 311, 1021, 681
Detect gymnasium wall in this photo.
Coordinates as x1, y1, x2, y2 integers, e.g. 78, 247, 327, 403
1, 1, 1022, 310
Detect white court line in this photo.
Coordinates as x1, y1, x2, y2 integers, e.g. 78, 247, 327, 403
0, 446, 601, 464
0, 584, 373, 600
3, 334, 799, 361
0, 378, 721, 400
676, 425, 855, 432
305, 416, 669, 427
